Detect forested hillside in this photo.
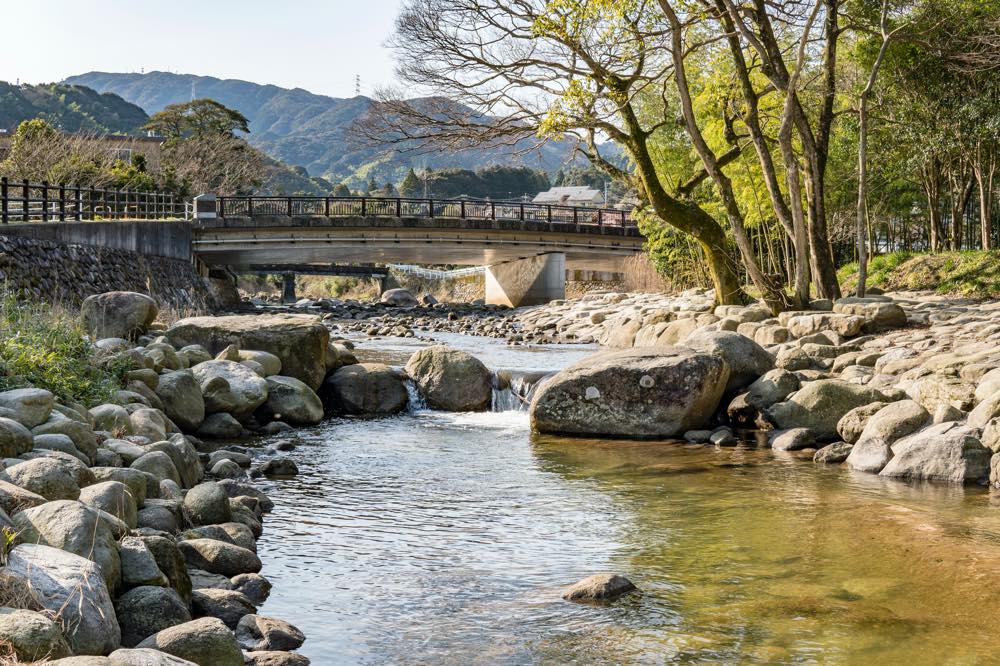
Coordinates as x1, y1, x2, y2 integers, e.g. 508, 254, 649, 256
0, 82, 148, 134
64, 71, 585, 187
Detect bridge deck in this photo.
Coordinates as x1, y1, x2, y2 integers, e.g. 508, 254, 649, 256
194, 215, 645, 272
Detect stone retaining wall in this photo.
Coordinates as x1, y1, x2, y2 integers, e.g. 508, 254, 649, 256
0, 234, 213, 310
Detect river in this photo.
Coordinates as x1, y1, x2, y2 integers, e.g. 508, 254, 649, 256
252, 333, 1000, 664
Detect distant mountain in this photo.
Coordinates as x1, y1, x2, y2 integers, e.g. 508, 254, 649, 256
0, 82, 148, 134
64, 71, 587, 188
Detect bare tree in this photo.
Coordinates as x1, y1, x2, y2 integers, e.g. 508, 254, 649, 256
366, 0, 747, 304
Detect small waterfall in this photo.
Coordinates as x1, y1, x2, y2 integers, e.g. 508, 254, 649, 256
491, 370, 551, 412
404, 379, 428, 412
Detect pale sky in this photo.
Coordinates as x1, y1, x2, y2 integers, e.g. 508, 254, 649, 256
0, 0, 403, 98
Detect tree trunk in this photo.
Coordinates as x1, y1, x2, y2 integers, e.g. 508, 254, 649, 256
975, 142, 997, 251
923, 160, 942, 252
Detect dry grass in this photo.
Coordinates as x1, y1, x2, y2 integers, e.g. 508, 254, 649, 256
621, 254, 671, 293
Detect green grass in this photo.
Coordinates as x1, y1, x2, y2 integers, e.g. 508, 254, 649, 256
0, 295, 127, 406
839, 250, 1000, 299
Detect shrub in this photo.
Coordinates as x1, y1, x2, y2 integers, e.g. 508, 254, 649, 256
0, 295, 126, 406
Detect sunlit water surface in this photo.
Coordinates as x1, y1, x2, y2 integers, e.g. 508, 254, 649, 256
254, 335, 1000, 664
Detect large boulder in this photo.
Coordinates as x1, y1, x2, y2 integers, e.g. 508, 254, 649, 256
165, 315, 329, 390
79, 480, 138, 528
13, 499, 124, 591
155, 371, 206, 432
0, 388, 54, 428
0, 607, 72, 662
183, 482, 232, 526
191, 588, 256, 629
81, 292, 158, 340
256, 376, 323, 426
405, 346, 493, 412
683, 330, 773, 393
0, 417, 33, 457
3, 458, 80, 500
879, 422, 990, 483
136, 617, 243, 666
119, 536, 169, 589
32, 412, 99, 462
845, 400, 931, 474
178, 539, 261, 577
235, 615, 305, 652
116, 586, 192, 648
191, 362, 269, 417
764, 380, 888, 439
4, 544, 120, 655
321, 363, 408, 416
380, 288, 418, 307
530, 347, 730, 439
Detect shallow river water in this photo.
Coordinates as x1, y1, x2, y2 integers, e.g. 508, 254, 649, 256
254, 334, 1000, 665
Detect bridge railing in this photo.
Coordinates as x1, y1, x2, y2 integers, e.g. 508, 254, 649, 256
0, 177, 188, 223
216, 195, 637, 228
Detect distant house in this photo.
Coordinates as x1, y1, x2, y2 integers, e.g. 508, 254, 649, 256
0, 131, 164, 168
532, 186, 605, 207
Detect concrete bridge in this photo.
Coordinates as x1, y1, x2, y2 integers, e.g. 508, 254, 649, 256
192, 194, 645, 306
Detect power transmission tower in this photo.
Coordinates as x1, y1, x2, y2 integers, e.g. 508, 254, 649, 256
354, 75, 361, 97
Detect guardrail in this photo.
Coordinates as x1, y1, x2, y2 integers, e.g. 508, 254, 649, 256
216, 195, 637, 228
388, 263, 486, 280
0, 177, 188, 223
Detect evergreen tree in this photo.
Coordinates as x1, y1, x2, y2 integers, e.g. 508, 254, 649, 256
400, 168, 422, 197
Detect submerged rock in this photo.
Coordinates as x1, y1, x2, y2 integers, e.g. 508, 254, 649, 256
562, 573, 637, 602
530, 347, 729, 439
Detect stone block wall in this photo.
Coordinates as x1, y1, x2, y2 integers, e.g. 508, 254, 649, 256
0, 234, 213, 310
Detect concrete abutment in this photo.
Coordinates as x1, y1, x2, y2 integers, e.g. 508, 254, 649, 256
485, 252, 566, 307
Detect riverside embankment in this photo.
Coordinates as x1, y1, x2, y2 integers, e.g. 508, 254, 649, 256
5, 285, 1000, 663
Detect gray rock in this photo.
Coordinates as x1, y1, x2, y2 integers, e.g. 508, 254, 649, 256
771, 428, 816, 452
0, 606, 72, 661
0, 416, 33, 457
209, 459, 243, 478
178, 538, 262, 577
181, 523, 256, 552
380, 288, 418, 307
0, 388, 54, 428
130, 409, 168, 442
530, 347, 729, 439
231, 573, 271, 605
92, 468, 148, 507
879, 422, 990, 483
243, 652, 311, 666
109, 648, 198, 665
13, 499, 124, 591
814, 441, 853, 464
259, 458, 298, 477
90, 404, 134, 438
235, 615, 305, 652
137, 505, 178, 532
116, 586, 192, 648
191, 361, 269, 417
191, 588, 256, 628
3, 457, 80, 500
321, 363, 408, 416
166, 314, 329, 391
836, 402, 888, 444
33, 433, 88, 463
136, 617, 243, 666
745, 369, 800, 411
257, 376, 323, 426
0, 478, 46, 514
405, 346, 493, 412
120, 536, 169, 589
79, 480, 138, 528
132, 450, 182, 487
81, 292, 158, 340
4, 544, 121, 655
183, 482, 232, 526
683, 330, 773, 393
188, 569, 233, 591
155, 371, 206, 432
562, 573, 637, 602
196, 413, 244, 439
137, 536, 192, 604
765, 379, 888, 439
846, 400, 931, 474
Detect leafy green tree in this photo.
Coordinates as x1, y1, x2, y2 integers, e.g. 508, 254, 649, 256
143, 99, 250, 140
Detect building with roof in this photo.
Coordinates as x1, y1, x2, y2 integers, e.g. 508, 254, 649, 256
532, 186, 605, 207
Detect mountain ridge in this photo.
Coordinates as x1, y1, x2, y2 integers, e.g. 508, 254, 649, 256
63, 71, 583, 187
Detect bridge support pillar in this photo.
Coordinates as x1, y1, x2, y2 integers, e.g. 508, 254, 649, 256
281, 273, 296, 303
485, 252, 565, 308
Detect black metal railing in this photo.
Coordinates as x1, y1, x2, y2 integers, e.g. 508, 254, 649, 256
216, 195, 637, 228
0, 178, 187, 223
